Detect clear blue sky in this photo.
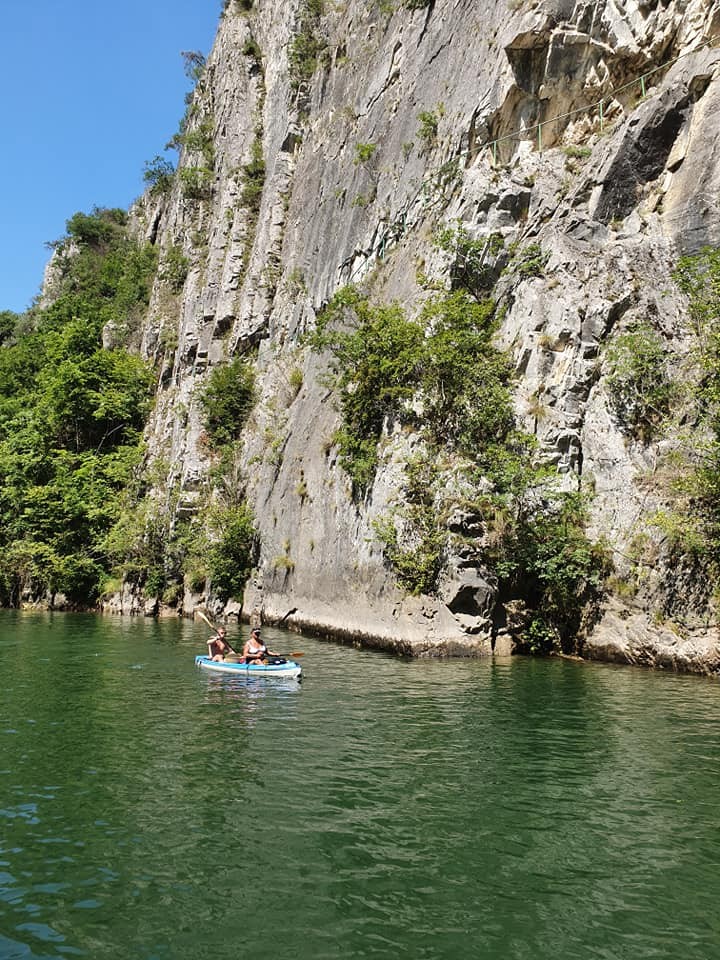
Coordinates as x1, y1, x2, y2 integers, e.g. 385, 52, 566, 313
1, 1, 221, 313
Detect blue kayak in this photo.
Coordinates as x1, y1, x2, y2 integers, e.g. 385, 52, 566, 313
195, 654, 302, 680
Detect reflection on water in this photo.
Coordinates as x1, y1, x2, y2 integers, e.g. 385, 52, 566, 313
0, 612, 719, 960
200, 671, 302, 730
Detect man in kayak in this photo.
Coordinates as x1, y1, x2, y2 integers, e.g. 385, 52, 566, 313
242, 627, 279, 664
207, 626, 237, 662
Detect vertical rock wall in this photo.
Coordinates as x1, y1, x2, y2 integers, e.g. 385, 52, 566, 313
122, 0, 720, 669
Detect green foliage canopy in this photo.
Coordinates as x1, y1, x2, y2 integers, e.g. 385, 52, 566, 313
0, 310, 20, 345
143, 155, 175, 195
0, 207, 157, 605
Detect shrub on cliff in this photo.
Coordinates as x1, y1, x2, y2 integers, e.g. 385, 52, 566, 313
288, 0, 327, 100
143, 155, 175, 195
666, 246, 720, 567
64, 207, 127, 249
308, 286, 424, 493
310, 280, 607, 650
309, 286, 511, 493
179, 166, 213, 200
199, 355, 256, 448
240, 136, 266, 214
605, 322, 673, 440
206, 503, 256, 601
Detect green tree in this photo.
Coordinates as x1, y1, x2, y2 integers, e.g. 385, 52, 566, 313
0, 207, 156, 606
0, 310, 18, 345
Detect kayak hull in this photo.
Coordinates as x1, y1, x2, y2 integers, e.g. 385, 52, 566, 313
195, 654, 302, 680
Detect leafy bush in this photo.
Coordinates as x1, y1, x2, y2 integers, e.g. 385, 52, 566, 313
434, 224, 504, 299
374, 455, 445, 594
36, 323, 153, 448
674, 247, 720, 425
419, 291, 512, 451
0, 310, 18, 345
309, 283, 523, 495
42, 219, 157, 343
143, 155, 175, 195
492, 492, 610, 652
180, 119, 215, 167
104, 471, 255, 606
207, 503, 256, 601
563, 145, 591, 159
605, 322, 673, 440
199, 356, 256, 447
104, 502, 199, 603
242, 37, 263, 63
240, 136, 266, 213
417, 109, 439, 145
288, 0, 327, 98
181, 50, 206, 84
309, 287, 424, 492
179, 166, 213, 200
507, 242, 548, 279
65, 207, 127, 249
288, 366, 303, 397
663, 247, 720, 565
158, 245, 189, 292
354, 142, 377, 164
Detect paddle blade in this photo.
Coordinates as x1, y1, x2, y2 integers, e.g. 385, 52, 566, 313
288, 651, 304, 657
196, 609, 214, 629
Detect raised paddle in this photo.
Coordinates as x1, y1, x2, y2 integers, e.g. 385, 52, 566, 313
195, 608, 216, 631
196, 608, 305, 658
196, 609, 239, 655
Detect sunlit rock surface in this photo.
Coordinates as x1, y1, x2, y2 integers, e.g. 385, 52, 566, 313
104, 0, 720, 669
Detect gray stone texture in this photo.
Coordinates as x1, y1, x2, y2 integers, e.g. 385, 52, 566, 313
100, 0, 720, 671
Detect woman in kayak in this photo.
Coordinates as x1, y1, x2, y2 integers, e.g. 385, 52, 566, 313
207, 626, 235, 662
242, 627, 278, 664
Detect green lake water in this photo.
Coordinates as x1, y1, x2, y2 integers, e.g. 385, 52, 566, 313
0, 611, 718, 959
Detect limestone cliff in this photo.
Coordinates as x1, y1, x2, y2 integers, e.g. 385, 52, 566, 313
107, 0, 720, 673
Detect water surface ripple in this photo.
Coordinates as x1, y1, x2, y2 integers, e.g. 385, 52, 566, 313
0, 611, 718, 959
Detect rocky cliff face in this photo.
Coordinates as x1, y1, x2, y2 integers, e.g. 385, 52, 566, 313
108, 0, 720, 673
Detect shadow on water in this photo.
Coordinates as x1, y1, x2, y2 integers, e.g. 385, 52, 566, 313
0, 612, 719, 959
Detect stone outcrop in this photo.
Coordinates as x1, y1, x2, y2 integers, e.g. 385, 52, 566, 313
103, 0, 720, 672
584, 601, 720, 675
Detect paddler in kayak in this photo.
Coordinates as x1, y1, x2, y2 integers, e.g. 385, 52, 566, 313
207, 626, 238, 662
242, 627, 280, 664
